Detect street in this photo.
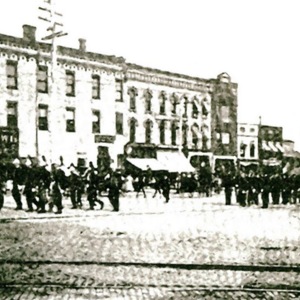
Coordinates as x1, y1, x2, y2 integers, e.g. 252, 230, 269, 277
0, 190, 300, 299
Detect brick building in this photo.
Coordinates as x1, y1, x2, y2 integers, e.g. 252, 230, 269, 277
0, 25, 238, 173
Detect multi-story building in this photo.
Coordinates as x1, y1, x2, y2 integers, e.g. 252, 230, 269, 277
0, 24, 238, 173
237, 123, 259, 165
210, 73, 238, 172
259, 125, 284, 166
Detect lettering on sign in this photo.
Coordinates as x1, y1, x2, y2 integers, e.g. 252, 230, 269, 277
94, 135, 116, 144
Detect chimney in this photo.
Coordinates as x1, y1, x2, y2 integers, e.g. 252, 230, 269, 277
23, 25, 36, 45
79, 38, 86, 52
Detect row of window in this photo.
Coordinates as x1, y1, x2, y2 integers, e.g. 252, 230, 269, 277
5, 61, 211, 120
240, 143, 256, 158
128, 118, 207, 149
128, 87, 210, 118
6, 60, 104, 99
5, 101, 124, 135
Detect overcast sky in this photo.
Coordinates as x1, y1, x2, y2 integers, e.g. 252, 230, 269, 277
1, 0, 300, 148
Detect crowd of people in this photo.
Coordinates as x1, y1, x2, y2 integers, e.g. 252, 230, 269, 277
0, 156, 299, 214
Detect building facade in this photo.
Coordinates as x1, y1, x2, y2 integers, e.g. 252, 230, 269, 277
0, 25, 238, 172
210, 73, 238, 171
259, 125, 284, 166
237, 123, 259, 163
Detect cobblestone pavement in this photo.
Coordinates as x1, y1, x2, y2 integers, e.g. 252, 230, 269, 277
0, 191, 300, 298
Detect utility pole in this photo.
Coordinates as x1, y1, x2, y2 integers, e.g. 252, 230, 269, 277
38, 0, 67, 164
178, 97, 184, 155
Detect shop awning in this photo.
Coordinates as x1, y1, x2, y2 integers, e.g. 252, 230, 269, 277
262, 140, 271, 151
275, 142, 284, 152
268, 141, 278, 152
126, 158, 167, 171
157, 152, 195, 173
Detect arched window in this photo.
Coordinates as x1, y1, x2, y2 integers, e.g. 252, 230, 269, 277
145, 119, 153, 144
159, 120, 166, 145
191, 124, 200, 148
170, 93, 179, 115
129, 118, 137, 142
182, 123, 188, 146
250, 142, 255, 157
144, 89, 153, 113
159, 91, 167, 115
240, 143, 247, 158
128, 87, 138, 112
183, 96, 188, 118
171, 121, 178, 145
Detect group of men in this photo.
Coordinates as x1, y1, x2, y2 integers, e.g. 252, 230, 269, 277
0, 157, 123, 213
222, 168, 300, 208
1, 157, 299, 213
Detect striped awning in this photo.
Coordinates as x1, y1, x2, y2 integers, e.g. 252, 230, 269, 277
262, 140, 271, 151
268, 141, 278, 152
275, 142, 284, 152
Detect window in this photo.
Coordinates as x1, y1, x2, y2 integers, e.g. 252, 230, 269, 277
115, 79, 123, 101
144, 90, 152, 113
222, 132, 230, 144
220, 106, 230, 123
116, 112, 123, 135
171, 121, 178, 145
240, 126, 245, 133
38, 105, 48, 131
66, 108, 75, 132
7, 102, 18, 127
159, 92, 166, 115
250, 142, 255, 157
129, 118, 137, 143
192, 124, 199, 148
6, 60, 18, 89
66, 71, 75, 96
92, 110, 100, 133
128, 87, 137, 111
202, 101, 209, 117
145, 120, 153, 144
92, 75, 100, 99
159, 120, 166, 145
183, 97, 188, 118
240, 143, 247, 157
182, 123, 188, 146
192, 101, 198, 119
170, 94, 178, 115
37, 65, 48, 93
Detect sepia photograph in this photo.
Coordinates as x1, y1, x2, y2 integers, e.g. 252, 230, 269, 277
0, 0, 300, 299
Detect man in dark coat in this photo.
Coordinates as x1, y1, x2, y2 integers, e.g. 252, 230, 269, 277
270, 171, 282, 205
107, 171, 120, 211
222, 171, 235, 205
261, 173, 271, 208
161, 172, 171, 203
281, 173, 292, 205
23, 159, 39, 212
